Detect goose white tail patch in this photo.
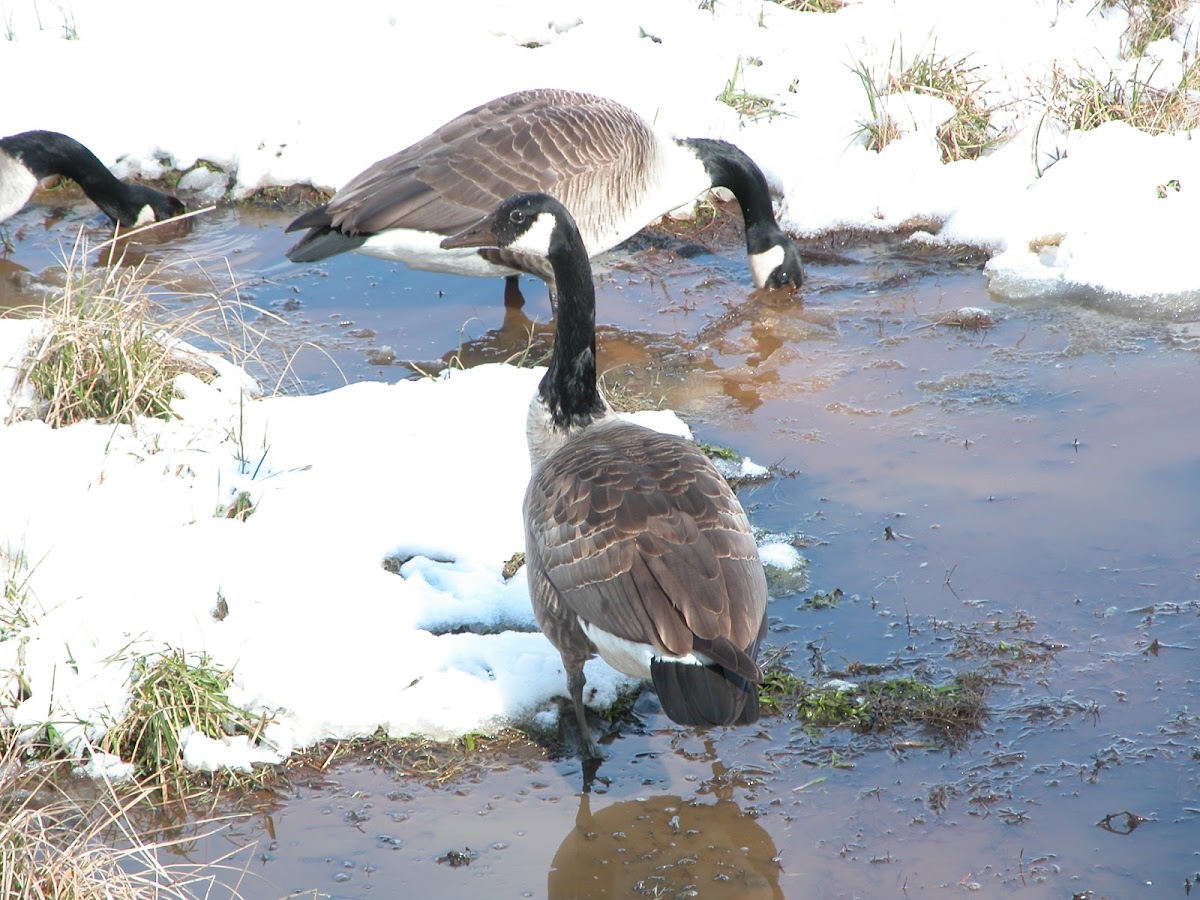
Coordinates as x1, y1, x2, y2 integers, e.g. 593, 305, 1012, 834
580, 619, 708, 680
748, 244, 785, 288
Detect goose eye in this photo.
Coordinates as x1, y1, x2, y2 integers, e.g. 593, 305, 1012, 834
509, 210, 526, 225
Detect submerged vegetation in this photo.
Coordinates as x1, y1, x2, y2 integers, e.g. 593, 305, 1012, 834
759, 664, 990, 739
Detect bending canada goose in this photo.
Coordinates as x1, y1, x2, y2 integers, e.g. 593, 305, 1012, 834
0, 131, 184, 226
442, 193, 768, 758
287, 88, 803, 305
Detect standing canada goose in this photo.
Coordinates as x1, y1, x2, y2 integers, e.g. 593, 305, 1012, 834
442, 193, 768, 758
287, 88, 802, 306
0, 131, 185, 227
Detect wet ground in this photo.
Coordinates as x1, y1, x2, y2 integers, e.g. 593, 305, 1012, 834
3, 193, 1199, 898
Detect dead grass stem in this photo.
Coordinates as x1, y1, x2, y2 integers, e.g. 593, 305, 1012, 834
0, 740, 252, 899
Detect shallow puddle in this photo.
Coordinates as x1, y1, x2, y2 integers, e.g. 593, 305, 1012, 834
3, 196, 1199, 898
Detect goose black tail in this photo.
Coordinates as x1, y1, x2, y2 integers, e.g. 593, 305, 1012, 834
285, 226, 368, 263
650, 660, 760, 727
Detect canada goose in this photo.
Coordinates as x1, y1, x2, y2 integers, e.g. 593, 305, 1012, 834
287, 88, 803, 306
442, 193, 768, 758
0, 131, 184, 227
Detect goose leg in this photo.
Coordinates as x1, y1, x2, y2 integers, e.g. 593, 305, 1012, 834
567, 668, 603, 761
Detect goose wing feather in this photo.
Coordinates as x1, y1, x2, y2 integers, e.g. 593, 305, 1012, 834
317, 89, 656, 239
525, 422, 766, 675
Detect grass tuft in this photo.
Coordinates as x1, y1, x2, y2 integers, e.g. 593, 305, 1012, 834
12, 241, 215, 429
99, 649, 272, 801
900, 53, 1001, 161
1044, 58, 1200, 136
717, 56, 783, 123
1, 545, 36, 642
217, 490, 256, 521
852, 48, 1004, 161
6, 216, 296, 428
849, 58, 903, 152
1104, 0, 1185, 58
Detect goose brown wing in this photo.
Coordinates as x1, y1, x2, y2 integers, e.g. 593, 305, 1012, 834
321, 89, 653, 238
526, 422, 766, 678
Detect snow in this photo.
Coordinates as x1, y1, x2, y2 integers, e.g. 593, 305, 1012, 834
3, 0, 1198, 306
758, 541, 804, 572
0, 0, 1197, 771
0, 343, 773, 767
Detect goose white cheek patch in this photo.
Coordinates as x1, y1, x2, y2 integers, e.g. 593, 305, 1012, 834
749, 244, 785, 288
511, 213, 558, 257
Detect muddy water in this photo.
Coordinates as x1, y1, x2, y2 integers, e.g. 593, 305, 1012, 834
4, 198, 1200, 898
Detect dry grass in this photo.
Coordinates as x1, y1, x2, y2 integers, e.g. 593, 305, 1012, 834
11, 232, 213, 428
898, 53, 1002, 161
1, 545, 35, 642
0, 741, 251, 899
773, 0, 845, 11
1104, 0, 1187, 58
5, 216, 297, 428
291, 729, 549, 788
850, 58, 903, 152
1045, 57, 1200, 135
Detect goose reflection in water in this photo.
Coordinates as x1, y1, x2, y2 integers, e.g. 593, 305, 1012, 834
548, 791, 783, 899
411, 292, 820, 417
549, 747, 783, 899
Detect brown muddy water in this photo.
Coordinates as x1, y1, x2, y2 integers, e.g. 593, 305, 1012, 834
3, 195, 1200, 899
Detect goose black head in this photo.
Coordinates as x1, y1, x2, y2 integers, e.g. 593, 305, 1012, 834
683, 137, 804, 293
112, 183, 186, 227
755, 231, 804, 291
443, 193, 605, 434
441, 192, 567, 257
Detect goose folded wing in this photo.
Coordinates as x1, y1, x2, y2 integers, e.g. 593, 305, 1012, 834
531, 441, 765, 674
323, 92, 646, 237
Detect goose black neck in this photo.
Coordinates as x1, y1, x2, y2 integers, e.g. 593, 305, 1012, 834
539, 214, 607, 429
2, 131, 137, 224
682, 137, 785, 255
